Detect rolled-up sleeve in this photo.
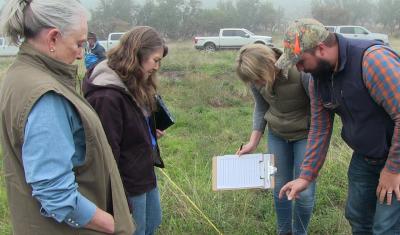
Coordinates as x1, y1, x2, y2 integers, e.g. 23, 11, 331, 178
22, 92, 96, 228
362, 45, 400, 173
300, 77, 334, 181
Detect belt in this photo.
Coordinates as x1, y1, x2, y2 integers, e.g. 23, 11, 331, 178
363, 157, 386, 165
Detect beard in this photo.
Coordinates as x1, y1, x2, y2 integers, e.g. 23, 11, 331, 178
304, 58, 334, 80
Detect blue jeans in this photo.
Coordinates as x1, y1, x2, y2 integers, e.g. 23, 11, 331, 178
345, 153, 400, 235
268, 131, 316, 235
128, 187, 162, 235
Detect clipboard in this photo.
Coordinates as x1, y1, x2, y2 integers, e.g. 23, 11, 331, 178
154, 94, 175, 131
212, 153, 276, 191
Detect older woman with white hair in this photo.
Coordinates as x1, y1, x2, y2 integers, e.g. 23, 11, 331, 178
0, 0, 134, 234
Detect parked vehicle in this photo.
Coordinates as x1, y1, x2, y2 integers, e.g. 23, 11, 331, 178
0, 37, 19, 56
193, 28, 273, 52
325, 25, 389, 45
98, 32, 125, 51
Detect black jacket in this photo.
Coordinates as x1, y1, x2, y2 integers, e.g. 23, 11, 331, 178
83, 60, 164, 196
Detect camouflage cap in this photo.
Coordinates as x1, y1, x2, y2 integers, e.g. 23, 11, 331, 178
275, 18, 329, 70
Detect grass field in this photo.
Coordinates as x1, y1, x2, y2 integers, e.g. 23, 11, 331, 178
0, 37, 399, 234
155, 42, 352, 235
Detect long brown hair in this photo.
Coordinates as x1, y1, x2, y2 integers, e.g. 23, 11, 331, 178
107, 26, 168, 111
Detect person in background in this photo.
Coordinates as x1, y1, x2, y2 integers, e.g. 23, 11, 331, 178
235, 44, 315, 235
0, 0, 134, 234
277, 18, 400, 234
85, 32, 106, 70
83, 26, 168, 235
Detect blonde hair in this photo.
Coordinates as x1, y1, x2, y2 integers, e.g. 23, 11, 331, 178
0, 0, 89, 45
236, 44, 280, 89
107, 26, 168, 112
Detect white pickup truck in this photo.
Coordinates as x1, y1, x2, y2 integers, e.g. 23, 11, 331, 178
193, 28, 273, 52
98, 32, 125, 51
0, 37, 19, 56
325, 25, 389, 45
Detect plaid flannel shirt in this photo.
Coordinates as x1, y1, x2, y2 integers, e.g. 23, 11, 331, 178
300, 45, 400, 181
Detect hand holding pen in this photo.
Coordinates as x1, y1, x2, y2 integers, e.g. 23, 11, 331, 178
236, 142, 256, 156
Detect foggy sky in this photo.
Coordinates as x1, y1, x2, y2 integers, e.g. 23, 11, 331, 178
0, 0, 313, 20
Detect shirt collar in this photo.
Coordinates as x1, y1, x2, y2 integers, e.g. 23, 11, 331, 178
18, 42, 78, 86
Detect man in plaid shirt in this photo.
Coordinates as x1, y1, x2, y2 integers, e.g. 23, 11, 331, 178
276, 18, 400, 234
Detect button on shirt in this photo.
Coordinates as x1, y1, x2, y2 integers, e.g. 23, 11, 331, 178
22, 92, 96, 227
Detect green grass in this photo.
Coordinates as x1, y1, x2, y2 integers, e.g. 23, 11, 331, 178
155, 44, 353, 234
0, 58, 14, 235
0, 146, 11, 235
0, 57, 12, 233
0, 37, 399, 234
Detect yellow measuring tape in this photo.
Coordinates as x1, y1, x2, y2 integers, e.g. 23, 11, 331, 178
159, 169, 223, 235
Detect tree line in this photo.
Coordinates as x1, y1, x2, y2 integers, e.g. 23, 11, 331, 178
89, 0, 400, 40
89, 0, 282, 40
311, 0, 400, 35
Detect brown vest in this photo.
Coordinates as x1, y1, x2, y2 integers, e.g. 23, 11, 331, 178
258, 68, 310, 141
0, 43, 134, 235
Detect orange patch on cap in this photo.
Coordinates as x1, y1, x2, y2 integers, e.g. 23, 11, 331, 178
293, 34, 301, 55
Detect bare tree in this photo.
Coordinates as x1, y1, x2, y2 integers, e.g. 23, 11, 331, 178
377, 0, 400, 34
88, 0, 283, 40
89, 0, 137, 39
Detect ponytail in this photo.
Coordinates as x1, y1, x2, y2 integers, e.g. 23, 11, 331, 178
0, 0, 89, 45
0, 0, 29, 45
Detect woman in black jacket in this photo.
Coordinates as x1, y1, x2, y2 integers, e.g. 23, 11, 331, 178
83, 26, 168, 235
